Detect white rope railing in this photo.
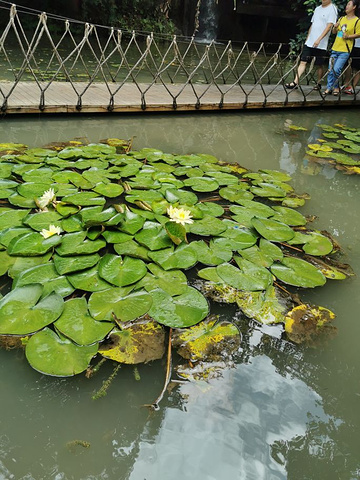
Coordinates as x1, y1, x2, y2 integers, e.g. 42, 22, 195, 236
0, 2, 359, 112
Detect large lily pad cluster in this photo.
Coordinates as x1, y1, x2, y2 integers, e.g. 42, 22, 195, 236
0, 139, 353, 377
305, 123, 360, 175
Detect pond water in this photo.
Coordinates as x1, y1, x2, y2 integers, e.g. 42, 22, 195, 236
0, 108, 359, 480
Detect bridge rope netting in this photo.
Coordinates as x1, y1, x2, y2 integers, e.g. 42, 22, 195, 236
0, 2, 358, 112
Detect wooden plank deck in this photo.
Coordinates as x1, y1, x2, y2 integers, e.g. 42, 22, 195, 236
0, 81, 359, 114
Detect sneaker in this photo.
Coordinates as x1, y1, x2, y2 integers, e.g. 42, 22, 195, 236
342, 86, 354, 95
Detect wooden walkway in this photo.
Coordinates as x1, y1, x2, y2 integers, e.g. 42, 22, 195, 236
1, 81, 359, 114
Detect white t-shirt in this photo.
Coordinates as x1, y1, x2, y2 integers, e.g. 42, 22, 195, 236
355, 37, 360, 48
305, 3, 338, 50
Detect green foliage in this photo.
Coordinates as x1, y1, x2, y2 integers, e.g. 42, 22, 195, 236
81, 0, 176, 34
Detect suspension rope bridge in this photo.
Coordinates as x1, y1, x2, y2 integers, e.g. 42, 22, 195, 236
0, 2, 359, 114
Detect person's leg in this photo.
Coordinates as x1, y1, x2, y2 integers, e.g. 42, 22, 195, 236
332, 52, 350, 93
325, 52, 337, 92
294, 61, 307, 84
353, 70, 360, 89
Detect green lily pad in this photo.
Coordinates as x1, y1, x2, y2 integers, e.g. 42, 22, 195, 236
80, 206, 117, 227
197, 267, 224, 283
250, 182, 286, 198
13, 263, 74, 297
148, 244, 198, 270
55, 231, 106, 256
17, 182, 52, 198
0, 284, 64, 334
217, 260, 272, 291
8, 193, 37, 208
189, 216, 227, 236
62, 191, 106, 206
148, 287, 209, 328
89, 288, 152, 321
172, 315, 240, 361
54, 253, 100, 275
302, 232, 333, 256
0, 209, 30, 230
102, 229, 133, 244
8, 232, 62, 256
98, 254, 147, 287
114, 240, 150, 261
251, 217, 295, 242
8, 253, 52, 279
137, 263, 188, 296
270, 206, 307, 226
164, 188, 198, 205
197, 202, 224, 217
98, 319, 165, 364
134, 222, 173, 250
0, 227, 33, 247
54, 297, 113, 345
23, 211, 63, 231
183, 177, 219, 192
271, 257, 326, 288
25, 328, 98, 376
0, 251, 16, 276
118, 211, 145, 235
67, 266, 112, 292
218, 223, 258, 250
191, 240, 232, 265
219, 185, 253, 202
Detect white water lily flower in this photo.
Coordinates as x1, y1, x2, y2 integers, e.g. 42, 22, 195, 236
38, 188, 56, 209
167, 206, 193, 226
40, 224, 62, 239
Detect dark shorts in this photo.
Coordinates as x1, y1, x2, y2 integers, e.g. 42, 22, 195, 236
350, 47, 360, 71
301, 45, 328, 66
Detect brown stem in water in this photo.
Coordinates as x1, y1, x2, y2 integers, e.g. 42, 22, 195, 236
145, 328, 172, 411
280, 243, 303, 253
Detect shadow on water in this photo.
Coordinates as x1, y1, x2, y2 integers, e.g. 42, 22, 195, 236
0, 108, 359, 479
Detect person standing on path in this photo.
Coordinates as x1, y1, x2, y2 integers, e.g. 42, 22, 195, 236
285, 0, 337, 91
324, 0, 360, 94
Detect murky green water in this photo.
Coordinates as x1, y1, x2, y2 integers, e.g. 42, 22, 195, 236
0, 108, 359, 480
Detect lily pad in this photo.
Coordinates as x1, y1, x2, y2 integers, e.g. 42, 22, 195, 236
54, 297, 113, 345
284, 304, 336, 344
26, 328, 98, 376
13, 263, 74, 297
98, 254, 147, 287
189, 216, 227, 236
0, 284, 64, 334
62, 191, 106, 206
302, 232, 333, 256
148, 244, 198, 270
67, 266, 112, 292
217, 259, 272, 291
134, 222, 173, 250
172, 315, 240, 361
98, 319, 165, 364
137, 263, 188, 296
251, 217, 295, 242
89, 288, 152, 321
54, 253, 100, 275
235, 286, 287, 324
55, 231, 106, 256
148, 287, 209, 328
271, 257, 326, 288
8, 232, 62, 256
